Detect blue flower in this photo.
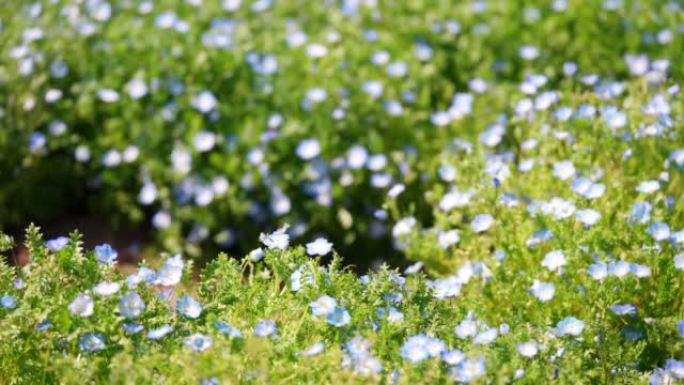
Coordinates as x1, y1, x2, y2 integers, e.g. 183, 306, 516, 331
36, 319, 52, 332
344, 336, 371, 360
177, 295, 202, 319
200, 377, 220, 385
665, 359, 684, 379
310, 295, 337, 317
79, 333, 106, 353
119, 292, 145, 319
301, 342, 325, 357
326, 307, 351, 327
183, 333, 213, 352
94, 244, 118, 264
122, 323, 144, 334
154, 254, 184, 286
610, 304, 637, 316
441, 349, 465, 365
677, 321, 684, 337
529, 280, 555, 302
45, 236, 68, 251
1, 294, 17, 309
557, 316, 585, 336
215, 321, 242, 338
630, 201, 652, 224
400, 334, 445, 363
450, 357, 486, 383
648, 221, 671, 241
253, 320, 277, 337
68, 294, 94, 317
147, 324, 173, 340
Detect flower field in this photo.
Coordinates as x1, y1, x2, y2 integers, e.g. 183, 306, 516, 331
1, 0, 684, 383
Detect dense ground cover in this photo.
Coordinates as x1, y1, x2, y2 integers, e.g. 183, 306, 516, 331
1, 0, 684, 383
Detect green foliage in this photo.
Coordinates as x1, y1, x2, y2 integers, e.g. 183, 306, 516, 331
0, 227, 683, 384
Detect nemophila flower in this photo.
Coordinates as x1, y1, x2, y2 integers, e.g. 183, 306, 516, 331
79, 333, 105, 353
155, 254, 184, 286
93, 281, 121, 296
526, 228, 554, 247
571, 177, 605, 199
354, 355, 383, 376
259, 224, 290, 250
610, 304, 637, 316
675, 254, 684, 271
429, 276, 462, 299
438, 230, 460, 249
677, 321, 684, 337
306, 238, 333, 256
378, 306, 404, 323
310, 295, 337, 316
122, 145, 139, 163
631, 201, 652, 224
388, 183, 406, 198
630, 263, 651, 278
344, 335, 372, 359
183, 334, 213, 352
529, 280, 555, 302
471, 214, 494, 233
542, 250, 567, 272
101, 149, 122, 167
540, 197, 576, 220
327, 307, 351, 327
68, 294, 94, 317
517, 341, 540, 357
138, 182, 158, 205
450, 357, 486, 383
553, 160, 576, 180
122, 323, 144, 334
455, 318, 478, 339
94, 244, 118, 264
439, 188, 474, 211
665, 359, 684, 379
587, 262, 608, 280
473, 328, 498, 345
47, 119, 66, 135
14, 279, 24, 290
576, 209, 601, 227
648, 221, 671, 241
177, 295, 202, 319
74, 145, 90, 162
650, 368, 675, 385
192, 91, 217, 113
147, 324, 173, 340
442, 349, 465, 365
608, 260, 631, 277
125, 78, 148, 99
301, 342, 324, 357
400, 334, 446, 363
193, 131, 217, 152
404, 261, 423, 275
45, 236, 68, 251
127, 266, 156, 287
290, 264, 314, 292
36, 319, 52, 332
253, 320, 277, 337
97, 88, 119, 103
1, 294, 17, 309
636, 180, 660, 194
248, 247, 264, 262
215, 321, 242, 338
200, 377, 220, 385
119, 292, 145, 319
556, 316, 585, 336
